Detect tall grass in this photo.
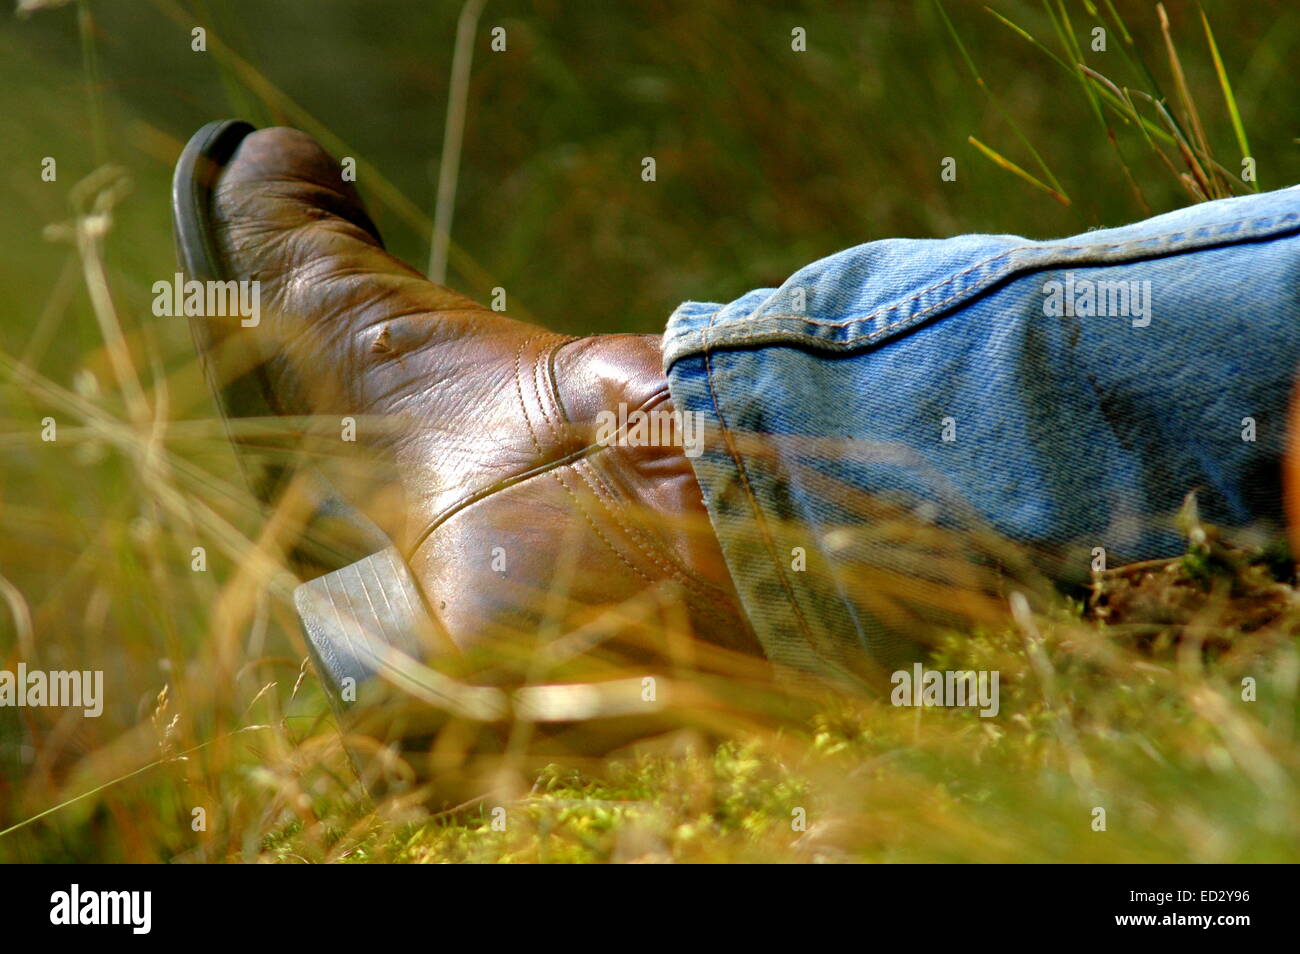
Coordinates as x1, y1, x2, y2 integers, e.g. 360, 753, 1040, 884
1, 0, 1297, 863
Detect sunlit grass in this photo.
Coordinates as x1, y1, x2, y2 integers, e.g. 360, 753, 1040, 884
2, 0, 1297, 864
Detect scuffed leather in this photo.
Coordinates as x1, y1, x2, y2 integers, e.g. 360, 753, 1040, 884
209, 128, 761, 665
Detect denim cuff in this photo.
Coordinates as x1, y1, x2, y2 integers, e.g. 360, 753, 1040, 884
665, 301, 920, 682
664, 186, 1300, 679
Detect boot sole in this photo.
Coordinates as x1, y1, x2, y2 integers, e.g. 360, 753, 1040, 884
172, 119, 389, 572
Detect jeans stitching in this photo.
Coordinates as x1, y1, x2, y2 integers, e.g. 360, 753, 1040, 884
702, 309, 821, 664
698, 212, 1300, 348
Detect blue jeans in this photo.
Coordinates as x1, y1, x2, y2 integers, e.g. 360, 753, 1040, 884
664, 186, 1300, 680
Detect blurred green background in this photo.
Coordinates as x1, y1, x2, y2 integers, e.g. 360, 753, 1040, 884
4, 0, 1297, 349
1, 0, 1297, 862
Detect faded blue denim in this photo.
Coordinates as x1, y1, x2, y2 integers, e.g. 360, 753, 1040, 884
664, 186, 1300, 680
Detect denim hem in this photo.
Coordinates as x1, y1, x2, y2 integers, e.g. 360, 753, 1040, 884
663, 191, 1300, 369
663, 185, 1300, 676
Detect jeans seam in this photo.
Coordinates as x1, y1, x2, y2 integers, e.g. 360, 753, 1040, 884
702, 310, 821, 664
701, 212, 1300, 347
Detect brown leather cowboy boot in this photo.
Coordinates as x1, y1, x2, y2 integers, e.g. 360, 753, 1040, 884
175, 122, 761, 679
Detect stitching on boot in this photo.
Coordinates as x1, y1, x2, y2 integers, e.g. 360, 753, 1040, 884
512, 334, 544, 454
545, 468, 658, 588
569, 458, 743, 627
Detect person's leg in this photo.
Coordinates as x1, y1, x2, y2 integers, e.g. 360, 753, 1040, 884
183, 123, 1300, 685
665, 187, 1300, 678
183, 124, 760, 677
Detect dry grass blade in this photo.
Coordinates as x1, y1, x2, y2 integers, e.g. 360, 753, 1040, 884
967, 136, 1071, 206
938, 0, 1068, 197
1157, 2, 1223, 197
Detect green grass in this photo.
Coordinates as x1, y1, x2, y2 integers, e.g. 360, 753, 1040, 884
2, 0, 1298, 863
260, 526, 1300, 864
